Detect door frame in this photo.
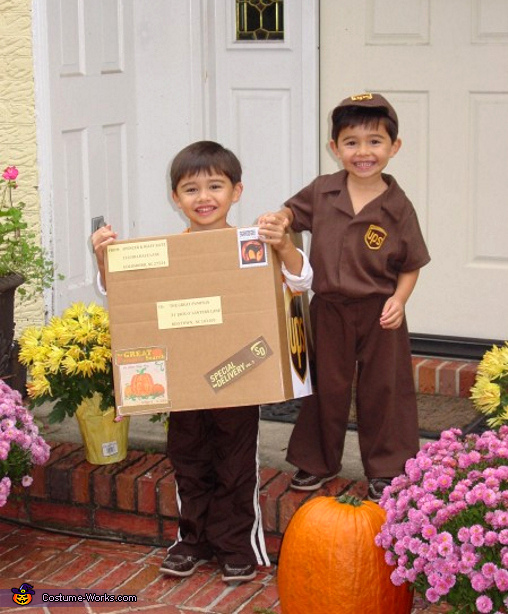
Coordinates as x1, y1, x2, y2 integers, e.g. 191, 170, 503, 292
32, 0, 55, 315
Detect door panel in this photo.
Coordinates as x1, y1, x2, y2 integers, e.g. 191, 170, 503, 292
46, 0, 136, 312
320, 0, 508, 340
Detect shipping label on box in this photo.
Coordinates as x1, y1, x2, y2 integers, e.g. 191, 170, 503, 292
104, 227, 312, 415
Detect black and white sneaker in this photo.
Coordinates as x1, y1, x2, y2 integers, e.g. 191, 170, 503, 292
367, 478, 392, 503
290, 469, 339, 491
160, 553, 208, 577
221, 563, 257, 583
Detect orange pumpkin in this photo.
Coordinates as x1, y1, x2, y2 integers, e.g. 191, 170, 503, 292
277, 495, 413, 614
130, 371, 155, 396
152, 383, 165, 396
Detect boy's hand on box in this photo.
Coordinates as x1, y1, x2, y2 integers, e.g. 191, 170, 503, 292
258, 212, 290, 252
380, 296, 404, 330
91, 224, 117, 266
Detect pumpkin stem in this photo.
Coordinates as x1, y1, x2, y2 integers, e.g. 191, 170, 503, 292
336, 494, 364, 507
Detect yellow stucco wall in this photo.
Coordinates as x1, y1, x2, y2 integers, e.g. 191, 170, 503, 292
0, 0, 46, 332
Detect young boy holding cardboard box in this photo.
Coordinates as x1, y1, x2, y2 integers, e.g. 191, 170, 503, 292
92, 140, 312, 582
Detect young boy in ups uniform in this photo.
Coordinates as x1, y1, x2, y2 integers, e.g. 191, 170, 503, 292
263, 94, 430, 502
92, 141, 313, 582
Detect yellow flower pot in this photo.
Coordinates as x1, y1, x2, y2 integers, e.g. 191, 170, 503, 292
75, 393, 130, 465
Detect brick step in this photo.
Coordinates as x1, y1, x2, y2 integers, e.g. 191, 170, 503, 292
411, 355, 478, 397
1, 440, 370, 560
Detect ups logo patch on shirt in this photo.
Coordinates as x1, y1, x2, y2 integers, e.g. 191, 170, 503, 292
364, 224, 387, 250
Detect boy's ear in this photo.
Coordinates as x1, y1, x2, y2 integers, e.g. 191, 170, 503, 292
390, 138, 402, 157
232, 182, 243, 203
329, 139, 341, 159
172, 190, 182, 209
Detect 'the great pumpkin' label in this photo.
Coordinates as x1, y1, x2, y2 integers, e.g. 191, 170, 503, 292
115, 346, 170, 407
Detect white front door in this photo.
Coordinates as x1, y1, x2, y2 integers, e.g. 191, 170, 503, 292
208, 0, 319, 226
39, 0, 138, 313
320, 0, 508, 341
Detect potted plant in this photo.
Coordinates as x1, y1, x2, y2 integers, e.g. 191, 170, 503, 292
0, 379, 50, 506
0, 164, 57, 385
375, 427, 508, 614
17, 302, 130, 465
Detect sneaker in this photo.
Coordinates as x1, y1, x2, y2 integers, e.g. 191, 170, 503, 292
160, 553, 208, 577
221, 563, 257, 583
367, 478, 392, 503
290, 469, 339, 491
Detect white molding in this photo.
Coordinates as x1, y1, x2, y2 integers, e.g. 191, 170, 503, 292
32, 0, 55, 318
301, 0, 320, 183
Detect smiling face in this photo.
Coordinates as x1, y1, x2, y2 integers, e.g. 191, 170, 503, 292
172, 171, 243, 232
330, 122, 401, 183
12, 592, 32, 605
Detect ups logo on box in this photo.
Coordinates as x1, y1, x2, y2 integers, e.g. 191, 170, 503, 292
284, 287, 307, 383
364, 224, 387, 250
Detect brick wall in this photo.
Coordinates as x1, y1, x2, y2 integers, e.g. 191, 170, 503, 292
0, 1, 45, 330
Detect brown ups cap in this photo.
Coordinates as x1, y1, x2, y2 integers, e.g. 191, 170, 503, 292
333, 93, 398, 129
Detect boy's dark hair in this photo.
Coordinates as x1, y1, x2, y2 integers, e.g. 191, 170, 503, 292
170, 141, 242, 191
331, 94, 399, 143
331, 106, 399, 143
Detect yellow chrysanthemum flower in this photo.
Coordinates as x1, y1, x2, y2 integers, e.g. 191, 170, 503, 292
477, 345, 507, 380
61, 355, 79, 376
17, 344, 37, 366
89, 346, 110, 372
46, 345, 66, 374
86, 302, 105, 318
74, 359, 96, 378
96, 332, 111, 348
30, 364, 49, 379
486, 404, 508, 428
62, 302, 88, 320
470, 376, 500, 414
20, 326, 42, 348
50, 320, 77, 346
65, 345, 85, 361
26, 376, 52, 398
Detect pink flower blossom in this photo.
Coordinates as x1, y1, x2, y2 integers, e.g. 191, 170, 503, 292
425, 587, 440, 603
494, 568, 508, 591
499, 529, 508, 545
476, 595, 494, 613
2, 165, 18, 181
471, 571, 492, 592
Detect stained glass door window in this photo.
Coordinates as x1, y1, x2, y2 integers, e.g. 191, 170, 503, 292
236, 0, 284, 41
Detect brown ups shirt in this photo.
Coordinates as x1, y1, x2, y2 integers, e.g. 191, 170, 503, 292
286, 170, 430, 298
